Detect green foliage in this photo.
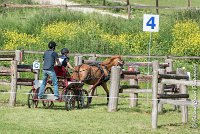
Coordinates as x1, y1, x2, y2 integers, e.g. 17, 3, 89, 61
1, 3, 200, 57
0, 0, 33, 4
171, 20, 200, 56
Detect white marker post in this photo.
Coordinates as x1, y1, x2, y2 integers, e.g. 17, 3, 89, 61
143, 14, 159, 74
143, 14, 159, 104
143, 14, 160, 129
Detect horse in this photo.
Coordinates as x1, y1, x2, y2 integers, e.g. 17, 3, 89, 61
71, 55, 124, 104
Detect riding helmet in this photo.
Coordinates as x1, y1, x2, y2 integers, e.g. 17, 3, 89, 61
48, 41, 57, 49
61, 48, 69, 54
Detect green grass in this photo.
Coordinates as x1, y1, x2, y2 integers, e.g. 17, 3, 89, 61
0, 85, 200, 133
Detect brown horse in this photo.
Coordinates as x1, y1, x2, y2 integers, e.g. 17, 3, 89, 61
71, 55, 124, 104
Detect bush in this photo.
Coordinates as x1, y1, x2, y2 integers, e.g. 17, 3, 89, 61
171, 20, 200, 56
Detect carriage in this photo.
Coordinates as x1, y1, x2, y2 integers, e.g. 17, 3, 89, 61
27, 66, 89, 110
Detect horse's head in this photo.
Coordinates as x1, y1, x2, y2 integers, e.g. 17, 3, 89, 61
111, 55, 124, 67
71, 66, 80, 81
101, 55, 124, 71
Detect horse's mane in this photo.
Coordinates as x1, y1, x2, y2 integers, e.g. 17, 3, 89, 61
101, 55, 121, 65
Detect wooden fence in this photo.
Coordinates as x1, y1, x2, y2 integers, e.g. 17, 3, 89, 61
107, 60, 200, 128
0, 50, 39, 107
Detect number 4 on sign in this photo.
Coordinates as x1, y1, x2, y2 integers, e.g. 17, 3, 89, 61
143, 14, 159, 32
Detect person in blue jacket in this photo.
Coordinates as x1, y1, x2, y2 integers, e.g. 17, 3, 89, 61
38, 41, 60, 100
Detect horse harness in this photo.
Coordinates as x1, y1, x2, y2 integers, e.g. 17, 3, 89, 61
74, 63, 110, 86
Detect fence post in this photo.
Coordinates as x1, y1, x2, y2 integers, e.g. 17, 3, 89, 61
152, 60, 159, 129
177, 68, 188, 123
108, 66, 121, 112
188, 0, 191, 7
127, 0, 130, 5
103, 0, 106, 6
15, 50, 22, 62
9, 60, 17, 107
74, 56, 83, 66
129, 79, 138, 107
127, 4, 131, 19
158, 69, 165, 112
156, 0, 159, 14
165, 58, 173, 73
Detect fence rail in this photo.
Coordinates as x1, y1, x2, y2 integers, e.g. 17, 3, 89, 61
0, 50, 200, 60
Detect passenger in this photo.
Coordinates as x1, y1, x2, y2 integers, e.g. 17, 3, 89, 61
59, 48, 74, 71
38, 41, 60, 100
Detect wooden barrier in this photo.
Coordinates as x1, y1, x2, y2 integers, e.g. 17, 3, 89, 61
0, 50, 39, 106
151, 60, 200, 128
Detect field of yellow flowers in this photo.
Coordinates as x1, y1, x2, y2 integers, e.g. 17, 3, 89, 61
1, 8, 200, 58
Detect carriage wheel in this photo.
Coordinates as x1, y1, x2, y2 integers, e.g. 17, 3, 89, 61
78, 89, 89, 109
27, 88, 39, 108
65, 90, 76, 111
43, 87, 54, 108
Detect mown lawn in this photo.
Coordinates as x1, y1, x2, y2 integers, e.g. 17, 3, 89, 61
0, 85, 199, 134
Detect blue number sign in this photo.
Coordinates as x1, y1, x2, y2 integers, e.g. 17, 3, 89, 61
143, 14, 159, 32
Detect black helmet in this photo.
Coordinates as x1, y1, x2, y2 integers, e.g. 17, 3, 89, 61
61, 48, 69, 54
48, 41, 57, 49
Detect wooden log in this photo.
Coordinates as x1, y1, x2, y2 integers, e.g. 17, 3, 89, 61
161, 79, 200, 86
17, 65, 33, 72
152, 60, 159, 129
123, 89, 152, 93
167, 70, 176, 74
0, 72, 11, 76
17, 78, 35, 82
17, 82, 33, 86
123, 74, 152, 80
159, 74, 189, 80
122, 70, 140, 75
163, 84, 176, 89
17, 78, 35, 86
163, 88, 179, 93
119, 85, 139, 90
0, 80, 10, 85
108, 66, 121, 112
124, 62, 169, 68
160, 99, 200, 107
0, 54, 15, 61
157, 94, 189, 99
9, 60, 17, 107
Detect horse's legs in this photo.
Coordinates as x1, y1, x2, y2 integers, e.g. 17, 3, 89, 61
88, 85, 95, 104
101, 82, 109, 104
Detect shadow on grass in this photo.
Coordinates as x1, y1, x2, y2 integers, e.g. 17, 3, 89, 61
118, 104, 152, 114
158, 122, 184, 128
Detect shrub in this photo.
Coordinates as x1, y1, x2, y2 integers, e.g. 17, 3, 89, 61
171, 20, 200, 56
